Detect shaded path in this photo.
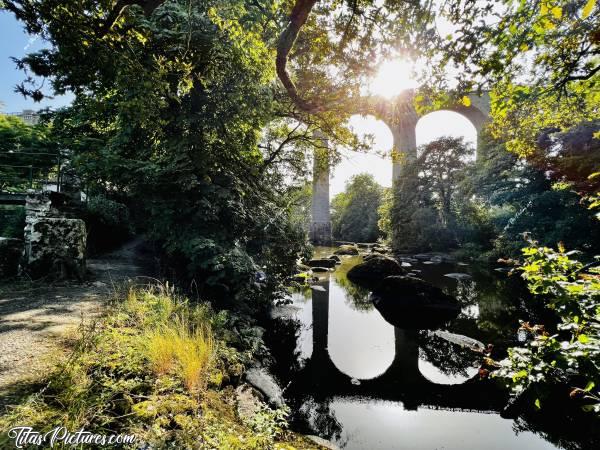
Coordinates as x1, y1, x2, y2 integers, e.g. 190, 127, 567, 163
0, 238, 154, 404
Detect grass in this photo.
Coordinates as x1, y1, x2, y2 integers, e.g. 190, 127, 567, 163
146, 320, 214, 393
0, 284, 325, 449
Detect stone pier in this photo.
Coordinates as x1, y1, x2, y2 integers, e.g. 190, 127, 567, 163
22, 191, 87, 280
309, 131, 332, 245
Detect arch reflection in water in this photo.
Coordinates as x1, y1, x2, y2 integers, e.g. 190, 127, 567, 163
326, 278, 395, 380
272, 250, 567, 450
418, 358, 479, 385
305, 271, 490, 396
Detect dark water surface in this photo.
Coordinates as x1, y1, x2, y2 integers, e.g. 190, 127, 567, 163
268, 247, 567, 450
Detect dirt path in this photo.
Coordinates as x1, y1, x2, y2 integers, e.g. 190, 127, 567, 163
0, 239, 154, 404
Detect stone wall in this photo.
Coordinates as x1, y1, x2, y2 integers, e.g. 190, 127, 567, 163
21, 192, 87, 280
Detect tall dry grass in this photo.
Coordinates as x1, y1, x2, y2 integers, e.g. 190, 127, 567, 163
141, 290, 215, 394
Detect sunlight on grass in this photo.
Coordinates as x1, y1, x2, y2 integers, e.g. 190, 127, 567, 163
146, 319, 214, 393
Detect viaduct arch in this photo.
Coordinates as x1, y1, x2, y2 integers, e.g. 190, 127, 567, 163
309, 92, 491, 244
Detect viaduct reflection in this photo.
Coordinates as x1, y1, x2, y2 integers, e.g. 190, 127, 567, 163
289, 278, 507, 413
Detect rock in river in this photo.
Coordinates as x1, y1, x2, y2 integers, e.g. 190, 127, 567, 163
371, 276, 460, 329
307, 258, 337, 268
334, 244, 359, 255
346, 255, 405, 286
444, 272, 472, 281
328, 254, 342, 264
245, 367, 285, 407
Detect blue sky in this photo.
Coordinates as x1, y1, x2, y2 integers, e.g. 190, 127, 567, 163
0, 11, 72, 113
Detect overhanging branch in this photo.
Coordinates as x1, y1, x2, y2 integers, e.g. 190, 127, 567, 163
276, 0, 321, 112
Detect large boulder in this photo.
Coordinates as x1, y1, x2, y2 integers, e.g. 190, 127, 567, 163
334, 244, 359, 255
372, 276, 460, 329
372, 244, 390, 254
244, 367, 284, 407
347, 255, 405, 286
306, 258, 337, 268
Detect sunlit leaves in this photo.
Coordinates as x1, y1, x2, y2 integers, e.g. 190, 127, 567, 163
494, 242, 600, 415
582, 0, 596, 18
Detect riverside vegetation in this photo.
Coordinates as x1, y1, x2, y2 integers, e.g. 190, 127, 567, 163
0, 285, 320, 449
0, 0, 598, 447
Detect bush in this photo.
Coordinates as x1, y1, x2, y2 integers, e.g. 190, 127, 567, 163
84, 196, 133, 254
0, 206, 25, 238
493, 243, 600, 416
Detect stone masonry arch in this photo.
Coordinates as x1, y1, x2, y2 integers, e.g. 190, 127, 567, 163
310, 92, 491, 244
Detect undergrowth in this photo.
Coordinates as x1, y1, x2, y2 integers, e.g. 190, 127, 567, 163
0, 284, 319, 449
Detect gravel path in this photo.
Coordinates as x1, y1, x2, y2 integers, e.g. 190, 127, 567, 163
0, 239, 154, 405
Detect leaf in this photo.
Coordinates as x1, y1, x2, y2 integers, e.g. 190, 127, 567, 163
578, 334, 589, 344
461, 96, 471, 107
582, 0, 596, 18
535, 398, 541, 409
584, 381, 595, 392
551, 6, 562, 19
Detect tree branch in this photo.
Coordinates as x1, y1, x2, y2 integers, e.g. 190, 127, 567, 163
564, 65, 600, 82
276, 0, 320, 113
98, 0, 166, 35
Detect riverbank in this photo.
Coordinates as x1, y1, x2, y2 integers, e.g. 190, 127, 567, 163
0, 284, 327, 449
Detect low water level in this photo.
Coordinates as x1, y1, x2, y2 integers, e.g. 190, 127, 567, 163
268, 247, 575, 450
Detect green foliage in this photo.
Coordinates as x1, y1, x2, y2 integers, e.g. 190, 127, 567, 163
389, 137, 472, 252
331, 173, 383, 242
0, 114, 58, 192
377, 187, 393, 240
463, 136, 600, 258
0, 285, 308, 449
6, 0, 312, 307
0, 205, 25, 238
494, 243, 600, 415
425, 0, 599, 137
387, 133, 600, 257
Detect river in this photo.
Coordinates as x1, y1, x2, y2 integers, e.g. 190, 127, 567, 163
266, 247, 582, 450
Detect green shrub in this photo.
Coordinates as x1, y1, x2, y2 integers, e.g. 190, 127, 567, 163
0, 205, 25, 238
493, 242, 600, 415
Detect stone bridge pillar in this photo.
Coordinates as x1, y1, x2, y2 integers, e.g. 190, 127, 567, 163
389, 103, 419, 182
310, 131, 332, 245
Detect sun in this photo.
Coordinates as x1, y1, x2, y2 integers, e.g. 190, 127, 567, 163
368, 59, 418, 98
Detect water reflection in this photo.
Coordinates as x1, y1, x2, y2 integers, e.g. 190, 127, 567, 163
270, 248, 563, 449
328, 280, 395, 380
328, 399, 558, 450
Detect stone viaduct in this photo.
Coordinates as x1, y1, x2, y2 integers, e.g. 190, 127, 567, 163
309, 91, 491, 244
